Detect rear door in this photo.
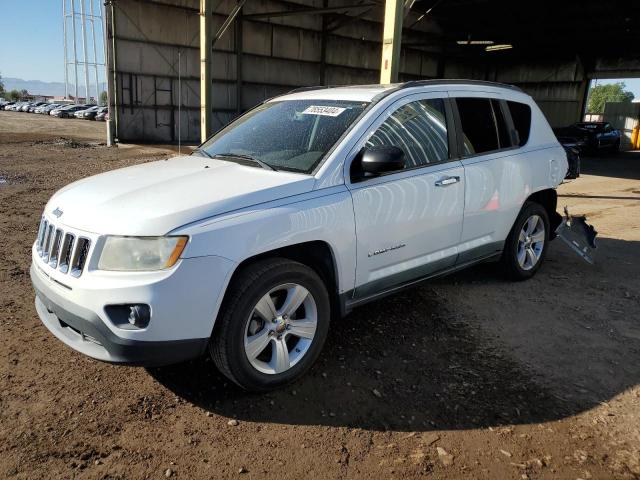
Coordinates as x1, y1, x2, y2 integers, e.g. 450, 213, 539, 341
346, 92, 465, 300
450, 93, 523, 262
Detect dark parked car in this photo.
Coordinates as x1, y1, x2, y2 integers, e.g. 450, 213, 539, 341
554, 131, 582, 179
563, 146, 580, 179
554, 121, 621, 153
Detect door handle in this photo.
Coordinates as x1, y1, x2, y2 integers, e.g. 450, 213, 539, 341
435, 176, 460, 187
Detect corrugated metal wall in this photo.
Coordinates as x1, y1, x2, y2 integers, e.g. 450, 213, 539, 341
493, 60, 589, 128
109, 0, 444, 143
110, 0, 200, 143
108, 1, 640, 142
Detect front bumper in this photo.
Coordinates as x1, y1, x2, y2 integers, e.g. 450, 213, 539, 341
32, 264, 209, 366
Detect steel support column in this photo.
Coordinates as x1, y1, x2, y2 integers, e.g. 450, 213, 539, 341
104, 0, 117, 145
200, 0, 213, 143
379, 0, 403, 84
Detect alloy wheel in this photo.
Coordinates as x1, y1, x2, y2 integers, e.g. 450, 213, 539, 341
243, 283, 318, 375
517, 214, 545, 270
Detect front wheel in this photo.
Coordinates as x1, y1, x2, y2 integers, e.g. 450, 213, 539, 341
502, 202, 550, 280
210, 258, 330, 392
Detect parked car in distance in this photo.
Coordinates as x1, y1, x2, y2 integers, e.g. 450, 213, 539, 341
95, 110, 109, 121
28, 102, 48, 113
35, 103, 57, 114
51, 104, 91, 118
554, 121, 621, 153
32, 80, 571, 392
0, 101, 16, 110
87, 106, 107, 120
74, 105, 104, 119
13, 102, 31, 112
41, 104, 62, 114
7, 102, 24, 111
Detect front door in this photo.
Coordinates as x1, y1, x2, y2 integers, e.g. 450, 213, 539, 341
347, 94, 465, 300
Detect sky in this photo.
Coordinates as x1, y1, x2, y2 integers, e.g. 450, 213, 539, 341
0, 0, 104, 84
0, 1, 65, 82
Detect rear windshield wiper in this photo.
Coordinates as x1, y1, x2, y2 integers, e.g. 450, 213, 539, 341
213, 153, 277, 171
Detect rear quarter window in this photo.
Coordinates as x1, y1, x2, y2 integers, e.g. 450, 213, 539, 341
507, 101, 532, 146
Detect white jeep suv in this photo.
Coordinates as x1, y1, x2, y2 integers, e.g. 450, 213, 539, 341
31, 80, 567, 391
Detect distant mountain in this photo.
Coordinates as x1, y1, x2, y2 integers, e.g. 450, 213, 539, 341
2, 77, 106, 97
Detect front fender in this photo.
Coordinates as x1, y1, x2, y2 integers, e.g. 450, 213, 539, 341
174, 187, 357, 295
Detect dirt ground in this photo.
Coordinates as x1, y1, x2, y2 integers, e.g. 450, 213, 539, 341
0, 111, 639, 479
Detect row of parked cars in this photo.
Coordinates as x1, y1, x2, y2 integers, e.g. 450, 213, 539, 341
0, 101, 109, 121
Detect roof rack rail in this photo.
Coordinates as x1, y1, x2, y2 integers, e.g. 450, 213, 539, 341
396, 79, 523, 92
287, 85, 331, 94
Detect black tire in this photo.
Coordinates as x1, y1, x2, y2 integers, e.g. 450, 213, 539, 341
502, 201, 550, 281
210, 258, 330, 392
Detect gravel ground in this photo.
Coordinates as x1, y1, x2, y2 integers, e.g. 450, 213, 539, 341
1, 111, 639, 479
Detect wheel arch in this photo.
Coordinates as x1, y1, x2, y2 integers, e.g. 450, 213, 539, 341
222, 240, 342, 322
526, 188, 562, 237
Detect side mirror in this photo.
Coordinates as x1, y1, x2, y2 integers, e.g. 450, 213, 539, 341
360, 146, 405, 175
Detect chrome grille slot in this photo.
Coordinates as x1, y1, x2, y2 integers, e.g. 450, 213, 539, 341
49, 229, 63, 268
36, 217, 46, 252
38, 219, 49, 253
42, 224, 54, 262
35, 211, 93, 278
59, 233, 75, 274
71, 238, 91, 277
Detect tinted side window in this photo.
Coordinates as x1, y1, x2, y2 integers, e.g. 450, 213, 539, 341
507, 101, 532, 146
456, 98, 499, 155
366, 99, 449, 168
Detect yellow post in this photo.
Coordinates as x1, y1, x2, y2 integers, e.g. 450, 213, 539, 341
631, 125, 639, 150
379, 0, 403, 84
200, 0, 213, 143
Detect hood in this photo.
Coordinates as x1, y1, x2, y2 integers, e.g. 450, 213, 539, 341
46, 156, 315, 235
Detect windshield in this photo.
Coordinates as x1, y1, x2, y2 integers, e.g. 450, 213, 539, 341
197, 99, 369, 173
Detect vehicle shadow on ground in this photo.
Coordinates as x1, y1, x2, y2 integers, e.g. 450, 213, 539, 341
580, 151, 640, 180
151, 238, 640, 432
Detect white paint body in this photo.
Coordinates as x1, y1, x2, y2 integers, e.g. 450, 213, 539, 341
32, 82, 567, 354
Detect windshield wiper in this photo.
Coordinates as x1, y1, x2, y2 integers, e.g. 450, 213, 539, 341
192, 147, 213, 159
213, 153, 277, 171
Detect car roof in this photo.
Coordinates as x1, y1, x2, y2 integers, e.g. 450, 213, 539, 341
273, 80, 524, 103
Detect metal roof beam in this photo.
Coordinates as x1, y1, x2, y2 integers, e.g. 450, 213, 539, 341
243, 3, 377, 19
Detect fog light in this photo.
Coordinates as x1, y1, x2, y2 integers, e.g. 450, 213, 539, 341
128, 304, 151, 328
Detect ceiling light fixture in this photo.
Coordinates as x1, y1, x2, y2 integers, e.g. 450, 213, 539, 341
456, 40, 494, 45
485, 44, 513, 51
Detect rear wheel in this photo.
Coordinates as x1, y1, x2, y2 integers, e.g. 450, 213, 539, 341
210, 258, 330, 392
502, 202, 550, 280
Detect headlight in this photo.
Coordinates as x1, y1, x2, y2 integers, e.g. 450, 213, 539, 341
98, 236, 188, 271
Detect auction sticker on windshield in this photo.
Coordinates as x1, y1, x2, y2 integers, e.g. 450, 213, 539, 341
302, 105, 347, 116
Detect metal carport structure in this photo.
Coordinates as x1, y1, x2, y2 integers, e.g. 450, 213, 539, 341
102, 0, 640, 145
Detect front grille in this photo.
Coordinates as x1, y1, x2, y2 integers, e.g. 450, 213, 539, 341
35, 216, 91, 277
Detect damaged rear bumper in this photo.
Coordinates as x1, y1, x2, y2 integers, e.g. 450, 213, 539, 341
555, 207, 598, 264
